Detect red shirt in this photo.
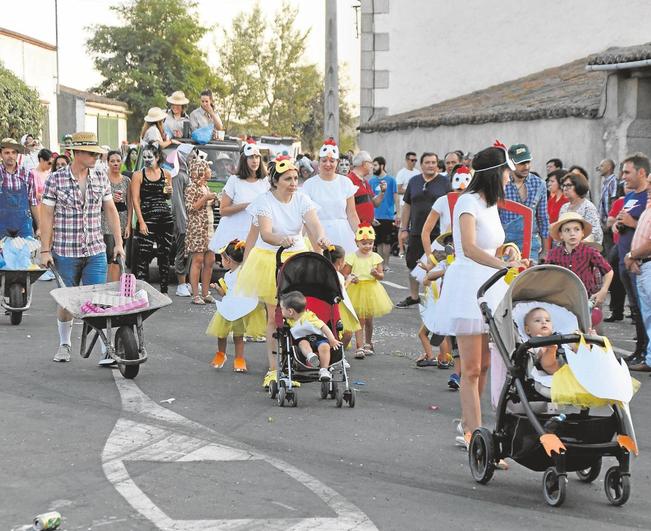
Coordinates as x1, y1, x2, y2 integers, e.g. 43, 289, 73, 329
347, 171, 375, 224
608, 197, 625, 244
547, 193, 569, 224
545, 242, 612, 296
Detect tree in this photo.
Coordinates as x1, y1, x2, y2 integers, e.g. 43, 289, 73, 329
86, 0, 223, 139
0, 62, 44, 139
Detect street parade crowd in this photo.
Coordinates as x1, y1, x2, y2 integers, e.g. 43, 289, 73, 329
2, 86, 651, 454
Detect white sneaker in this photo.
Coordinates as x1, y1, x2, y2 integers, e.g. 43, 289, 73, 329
318, 367, 331, 381
176, 283, 191, 297
343, 359, 351, 369
306, 353, 320, 368
53, 344, 71, 362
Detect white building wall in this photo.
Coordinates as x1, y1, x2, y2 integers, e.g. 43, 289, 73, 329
370, 0, 651, 116
360, 117, 605, 192
0, 33, 58, 148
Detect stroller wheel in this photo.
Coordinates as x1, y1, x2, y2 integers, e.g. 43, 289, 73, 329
334, 383, 344, 408
542, 467, 567, 507
576, 458, 602, 483
347, 388, 356, 408
290, 390, 298, 407
469, 428, 496, 484
604, 466, 630, 506
269, 380, 278, 399
320, 381, 330, 399
277, 386, 286, 407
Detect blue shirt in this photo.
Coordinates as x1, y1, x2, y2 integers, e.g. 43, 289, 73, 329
499, 173, 550, 238
369, 175, 397, 220
617, 190, 648, 264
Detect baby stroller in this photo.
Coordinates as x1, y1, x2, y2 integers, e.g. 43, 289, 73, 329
471, 265, 637, 507
268, 247, 355, 408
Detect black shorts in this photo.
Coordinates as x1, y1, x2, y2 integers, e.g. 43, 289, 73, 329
405, 234, 425, 270
296, 334, 328, 352
104, 234, 118, 264
374, 219, 395, 245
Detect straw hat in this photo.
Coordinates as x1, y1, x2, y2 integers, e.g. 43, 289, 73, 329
68, 132, 107, 154
549, 211, 592, 241
144, 107, 167, 123
167, 91, 189, 106
0, 138, 24, 153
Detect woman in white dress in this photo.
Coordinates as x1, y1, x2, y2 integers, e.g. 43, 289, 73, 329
209, 139, 270, 252
301, 138, 360, 252
237, 156, 331, 387
434, 143, 528, 447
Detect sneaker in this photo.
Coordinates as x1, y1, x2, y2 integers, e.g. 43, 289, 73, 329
454, 419, 464, 437
448, 372, 460, 390
306, 353, 320, 368
455, 432, 471, 451
319, 367, 332, 381
98, 352, 116, 367
262, 369, 277, 389
39, 269, 56, 281
396, 296, 420, 308
343, 359, 351, 369
176, 283, 191, 297
53, 344, 71, 362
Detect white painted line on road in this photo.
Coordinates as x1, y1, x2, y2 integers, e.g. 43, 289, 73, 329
613, 346, 633, 357
103, 373, 378, 530
380, 280, 408, 290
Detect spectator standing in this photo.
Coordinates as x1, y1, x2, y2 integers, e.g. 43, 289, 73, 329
19, 134, 38, 173
121, 147, 139, 177
189, 90, 224, 138
171, 144, 193, 297
397, 152, 450, 307
546, 158, 563, 176
347, 150, 378, 226
336, 156, 351, 176
558, 173, 603, 244
604, 186, 628, 322
546, 169, 569, 225
499, 144, 549, 262
616, 154, 651, 363
443, 151, 462, 177
164, 91, 190, 139
31, 148, 53, 205
395, 152, 420, 208
52, 154, 70, 172
369, 156, 399, 269
598, 159, 618, 227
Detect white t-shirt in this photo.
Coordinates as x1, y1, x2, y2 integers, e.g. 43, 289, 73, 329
452, 192, 504, 265
301, 174, 357, 221
246, 191, 317, 251
395, 167, 419, 192
431, 195, 452, 234
223, 175, 270, 204
141, 125, 164, 145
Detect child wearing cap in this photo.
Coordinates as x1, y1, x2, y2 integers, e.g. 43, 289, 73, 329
545, 212, 613, 311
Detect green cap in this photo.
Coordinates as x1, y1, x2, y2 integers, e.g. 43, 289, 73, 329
508, 144, 532, 164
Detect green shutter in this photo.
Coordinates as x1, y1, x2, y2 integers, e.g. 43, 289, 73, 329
97, 115, 119, 149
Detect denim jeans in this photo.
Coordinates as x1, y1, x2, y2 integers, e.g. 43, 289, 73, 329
635, 262, 651, 365
53, 252, 108, 287
620, 265, 647, 354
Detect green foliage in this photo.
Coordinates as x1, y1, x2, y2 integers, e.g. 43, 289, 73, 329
0, 62, 44, 139
86, 0, 223, 139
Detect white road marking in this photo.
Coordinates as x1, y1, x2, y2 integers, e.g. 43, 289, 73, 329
103, 373, 377, 530
613, 346, 633, 357
380, 280, 408, 290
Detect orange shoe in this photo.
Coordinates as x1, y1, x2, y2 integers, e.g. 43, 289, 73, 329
211, 351, 227, 368
233, 357, 248, 373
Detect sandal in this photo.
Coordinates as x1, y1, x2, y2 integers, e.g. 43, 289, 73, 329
202, 294, 215, 304
233, 357, 247, 372
211, 351, 227, 368
363, 343, 374, 356
191, 296, 205, 305
416, 357, 438, 367
354, 348, 366, 360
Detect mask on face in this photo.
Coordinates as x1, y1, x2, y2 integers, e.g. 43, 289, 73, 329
337, 161, 350, 175
142, 150, 155, 167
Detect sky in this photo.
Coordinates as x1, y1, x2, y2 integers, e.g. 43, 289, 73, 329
4, 0, 361, 110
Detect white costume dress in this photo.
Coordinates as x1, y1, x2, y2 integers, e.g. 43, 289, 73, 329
410, 194, 452, 285
301, 174, 358, 252
433, 192, 507, 336
209, 175, 270, 251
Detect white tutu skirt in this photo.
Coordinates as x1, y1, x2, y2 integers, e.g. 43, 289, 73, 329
321, 218, 357, 253
432, 260, 508, 336
209, 210, 252, 252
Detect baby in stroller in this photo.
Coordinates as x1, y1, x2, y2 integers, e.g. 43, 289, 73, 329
280, 290, 341, 382
523, 307, 561, 375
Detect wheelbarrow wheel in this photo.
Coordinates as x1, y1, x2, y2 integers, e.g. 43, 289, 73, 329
115, 326, 140, 379
9, 283, 24, 325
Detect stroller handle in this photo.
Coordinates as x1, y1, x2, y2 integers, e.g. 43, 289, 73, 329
275, 246, 288, 270
476, 267, 509, 300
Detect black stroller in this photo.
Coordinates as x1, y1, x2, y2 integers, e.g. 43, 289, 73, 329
268, 248, 355, 408
471, 265, 637, 507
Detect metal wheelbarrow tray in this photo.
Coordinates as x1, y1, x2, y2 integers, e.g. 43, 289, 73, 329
50, 279, 172, 379
1, 268, 47, 325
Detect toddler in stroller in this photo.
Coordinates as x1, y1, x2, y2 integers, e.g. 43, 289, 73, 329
280, 290, 341, 382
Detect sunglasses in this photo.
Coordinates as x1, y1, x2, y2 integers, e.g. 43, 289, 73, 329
408, 158, 417, 163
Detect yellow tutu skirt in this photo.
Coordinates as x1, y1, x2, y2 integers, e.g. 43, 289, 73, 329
347, 280, 393, 319
236, 247, 304, 305
206, 303, 267, 338
339, 302, 361, 333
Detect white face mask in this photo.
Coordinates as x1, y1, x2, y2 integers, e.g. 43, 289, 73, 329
142, 150, 156, 167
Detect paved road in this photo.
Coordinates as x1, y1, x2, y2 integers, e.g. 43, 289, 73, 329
1, 260, 648, 530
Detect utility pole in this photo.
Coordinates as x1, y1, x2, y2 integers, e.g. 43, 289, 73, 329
54, 0, 60, 95
324, 0, 339, 143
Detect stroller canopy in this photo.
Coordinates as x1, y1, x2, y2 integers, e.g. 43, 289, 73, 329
491, 265, 591, 357
277, 252, 343, 305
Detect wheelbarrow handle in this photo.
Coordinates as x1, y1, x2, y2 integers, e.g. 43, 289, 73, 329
118, 255, 127, 274
48, 263, 65, 288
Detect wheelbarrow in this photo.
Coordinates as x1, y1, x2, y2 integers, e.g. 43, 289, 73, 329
49, 261, 172, 379
1, 268, 47, 325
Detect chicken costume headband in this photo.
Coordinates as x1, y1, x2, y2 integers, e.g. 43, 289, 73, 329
242, 137, 260, 158
355, 223, 376, 241
450, 165, 472, 191
319, 137, 339, 160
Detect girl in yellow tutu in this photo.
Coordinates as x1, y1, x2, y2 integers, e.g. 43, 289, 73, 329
343, 224, 393, 359
206, 239, 265, 372
327, 244, 361, 348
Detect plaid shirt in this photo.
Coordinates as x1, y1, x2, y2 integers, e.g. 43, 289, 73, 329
599, 174, 618, 222
0, 164, 38, 206
41, 166, 112, 257
545, 242, 612, 296
499, 174, 550, 238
